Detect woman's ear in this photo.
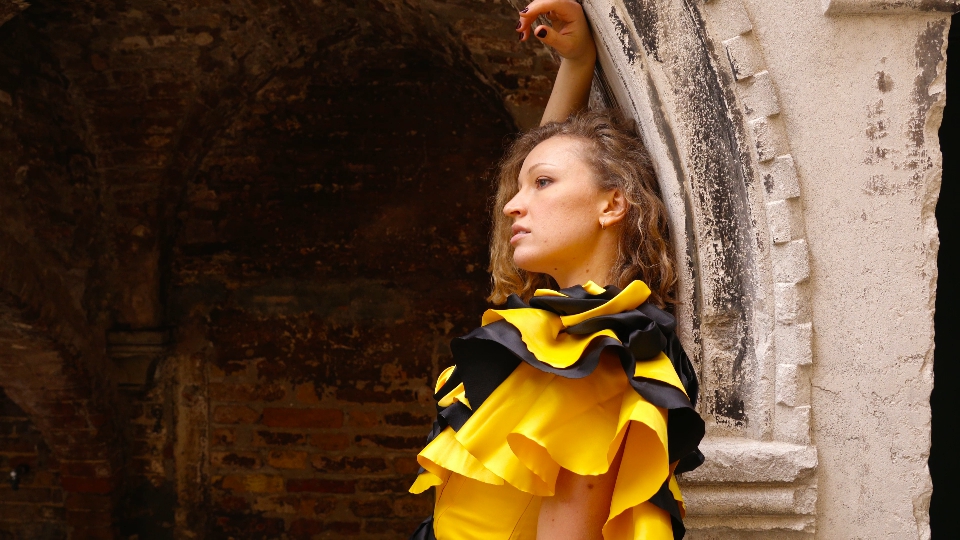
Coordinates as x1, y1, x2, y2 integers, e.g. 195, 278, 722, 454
600, 189, 628, 226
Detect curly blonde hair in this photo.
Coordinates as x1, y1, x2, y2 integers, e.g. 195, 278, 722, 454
488, 110, 677, 308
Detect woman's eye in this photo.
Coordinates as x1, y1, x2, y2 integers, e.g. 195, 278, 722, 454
535, 177, 552, 189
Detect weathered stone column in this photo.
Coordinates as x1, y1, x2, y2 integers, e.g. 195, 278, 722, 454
582, 0, 948, 537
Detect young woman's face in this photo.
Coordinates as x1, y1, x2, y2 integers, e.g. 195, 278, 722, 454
503, 136, 612, 280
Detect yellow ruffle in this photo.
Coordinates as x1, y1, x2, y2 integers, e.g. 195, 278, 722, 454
476, 281, 652, 370
411, 355, 681, 539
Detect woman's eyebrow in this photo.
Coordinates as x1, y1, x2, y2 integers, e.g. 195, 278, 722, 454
526, 162, 557, 175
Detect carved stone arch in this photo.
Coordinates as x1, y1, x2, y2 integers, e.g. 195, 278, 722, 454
583, 0, 818, 536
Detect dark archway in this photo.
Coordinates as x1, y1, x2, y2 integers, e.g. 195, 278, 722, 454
930, 12, 960, 540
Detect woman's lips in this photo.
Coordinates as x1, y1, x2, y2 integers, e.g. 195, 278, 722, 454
510, 231, 530, 244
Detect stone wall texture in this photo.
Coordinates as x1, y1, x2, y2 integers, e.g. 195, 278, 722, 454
0, 0, 951, 539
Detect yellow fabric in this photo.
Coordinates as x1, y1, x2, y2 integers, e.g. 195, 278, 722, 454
478, 281, 653, 370
435, 365, 457, 393
635, 352, 688, 396
559, 280, 650, 327
437, 383, 471, 409
411, 282, 684, 539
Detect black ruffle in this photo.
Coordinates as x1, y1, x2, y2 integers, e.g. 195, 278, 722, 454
412, 283, 704, 540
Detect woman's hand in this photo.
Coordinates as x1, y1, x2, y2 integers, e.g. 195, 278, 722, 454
516, 0, 598, 125
517, 0, 596, 67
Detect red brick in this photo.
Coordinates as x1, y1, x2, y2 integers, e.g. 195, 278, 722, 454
358, 434, 423, 450
310, 433, 349, 451
358, 477, 413, 494
294, 382, 320, 404
254, 430, 307, 447
260, 408, 342, 429
213, 494, 251, 512
350, 498, 392, 517
209, 382, 285, 402
394, 494, 433, 517
60, 476, 114, 494
60, 460, 111, 478
297, 496, 338, 517
267, 450, 307, 469
288, 518, 324, 537
211, 428, 236, 446
385, 411, 432, 426
0, 487, 58, 504
313, 456, 387, 474
287, 478, 355, 494
64, 492, 113, 512
66, 526, 115, 540
66, 508, 113, 527
323, 521, 361, 535
365, 519, 424, 535
212, 405, 259, 424
394, 457, 422, 475
337, 387, 415, 403
211, 451, 261, 470
219, 474, 284, 493
348, 410, 379, 428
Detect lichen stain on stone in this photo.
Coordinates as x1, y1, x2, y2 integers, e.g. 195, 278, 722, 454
908, 18, 947, 149
611, 0, 754, 429
876, 71, 894, 93
608, 6, 639, 66
622, 0, 662, 63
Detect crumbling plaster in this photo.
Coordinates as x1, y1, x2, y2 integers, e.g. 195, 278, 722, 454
582, 0, 944, 537
739, 1, 944, 538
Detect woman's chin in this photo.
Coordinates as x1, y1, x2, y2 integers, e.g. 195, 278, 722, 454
512, 254, 550, 276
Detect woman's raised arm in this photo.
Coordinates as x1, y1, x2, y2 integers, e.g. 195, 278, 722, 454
517, 0, 597, 125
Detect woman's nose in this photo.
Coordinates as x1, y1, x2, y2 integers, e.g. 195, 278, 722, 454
503, 191, 524, 217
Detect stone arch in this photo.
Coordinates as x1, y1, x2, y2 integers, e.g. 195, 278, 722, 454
583, 0, 818, 535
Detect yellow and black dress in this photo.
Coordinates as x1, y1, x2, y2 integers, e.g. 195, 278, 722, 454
408, 281, 705, 540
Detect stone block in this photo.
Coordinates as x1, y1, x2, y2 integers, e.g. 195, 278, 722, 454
723, 34, 764, 81
702, 0, 754, 39
766, 198, 803, 244
762, 155, 802, 200
680, 437, 817, 484
772, 240, 810, 283
774, 405, 811, 445
776, 364, 811, 407
776, 323, 813, 366
740, 70, 781, 118
774, 282, 810, 324
823, 0, 959, 14
748, 117, 784, 163
683, 484, 815, 516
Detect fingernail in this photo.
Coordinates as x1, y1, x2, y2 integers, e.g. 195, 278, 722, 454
536, 28, 547, 38
520, 7, 529, 13
516, 20, 522, 29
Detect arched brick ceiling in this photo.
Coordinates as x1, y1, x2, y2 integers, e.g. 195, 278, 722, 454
0, 1, 552, 536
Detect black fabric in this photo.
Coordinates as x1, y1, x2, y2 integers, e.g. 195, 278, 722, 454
648, 480, 686, 540
412, 282, 705, 540
408, 517, 436, 540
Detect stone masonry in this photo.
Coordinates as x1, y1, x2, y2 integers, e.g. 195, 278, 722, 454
0, 0, 954, 539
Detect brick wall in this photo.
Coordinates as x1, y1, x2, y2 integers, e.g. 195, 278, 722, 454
167, 46, 511, 538
0, 389, 65, 540
0, 0, 548, 537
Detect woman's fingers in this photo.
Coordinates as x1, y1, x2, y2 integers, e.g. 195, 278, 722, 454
532, 24, 557, 47
516, 0, 594, 63
519, 0, 583, 24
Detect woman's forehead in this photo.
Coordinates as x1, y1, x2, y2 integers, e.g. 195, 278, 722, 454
520, 136, 589, 174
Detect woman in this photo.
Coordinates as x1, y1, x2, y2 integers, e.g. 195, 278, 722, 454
409, 1, 705, 538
